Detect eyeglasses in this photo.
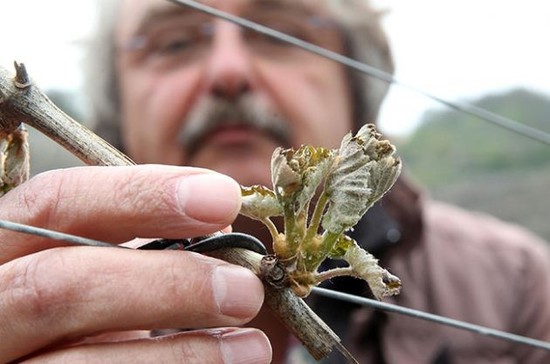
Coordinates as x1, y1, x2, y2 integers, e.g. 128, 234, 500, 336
119, 7, 343, 69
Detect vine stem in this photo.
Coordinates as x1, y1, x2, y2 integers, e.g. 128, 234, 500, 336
0, 63, 134, 167
282, 202, 299, 256
304, 192, 329, 243
261, 217, 279, 241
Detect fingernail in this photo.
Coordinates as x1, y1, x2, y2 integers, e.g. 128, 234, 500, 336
213, 265, 264, 318
176, 173, 241, 224
221, 328, 272, 364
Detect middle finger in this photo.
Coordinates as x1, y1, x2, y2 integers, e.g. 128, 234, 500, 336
0, 247, 264, 363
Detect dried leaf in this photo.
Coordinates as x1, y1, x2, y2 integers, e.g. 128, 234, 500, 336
0, 124, 30, 196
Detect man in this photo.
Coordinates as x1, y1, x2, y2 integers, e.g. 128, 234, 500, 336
1, 1, 548, 363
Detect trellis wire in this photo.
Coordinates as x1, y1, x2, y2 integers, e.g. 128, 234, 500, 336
168, 0, 550, 146
0, 219, 119, 248
0, 219, 548, 352
311, 287, 550, 352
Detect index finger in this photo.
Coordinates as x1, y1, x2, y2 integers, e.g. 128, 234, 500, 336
0, 165, 242, 263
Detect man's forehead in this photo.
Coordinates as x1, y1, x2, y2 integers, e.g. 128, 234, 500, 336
120, 0, 327, 10
117, 0, 331, 37
117, 0, 176, 40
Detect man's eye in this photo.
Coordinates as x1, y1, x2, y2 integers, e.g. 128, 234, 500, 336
151, 22, 213, 56
155, 34, 195, 55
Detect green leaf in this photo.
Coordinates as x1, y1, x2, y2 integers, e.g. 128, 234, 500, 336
271, 145, 335, 257
240, 185, 283, 221
328, 234, 354, 258
271, 145, 334, 213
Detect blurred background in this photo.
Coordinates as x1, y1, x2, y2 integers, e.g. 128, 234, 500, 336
1, 0, 549, 241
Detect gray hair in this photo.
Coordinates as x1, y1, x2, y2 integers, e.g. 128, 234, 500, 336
84, 0, 394, 150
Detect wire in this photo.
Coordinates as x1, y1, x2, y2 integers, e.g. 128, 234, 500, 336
0, 219, 120, 248
1, 218, 548, 352
0, 219, 268, 255
311, 287, 550, 352
167, 0, 550, 146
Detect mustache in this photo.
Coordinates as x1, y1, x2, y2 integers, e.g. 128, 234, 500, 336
178, 95, 292, 156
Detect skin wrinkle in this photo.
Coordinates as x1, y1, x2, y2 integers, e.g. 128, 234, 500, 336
3, 249, 93, 346
61, 168, 140, 241
118, 0, 345, 73
44, 167, 236, 242
4, 253, 48, 321
169, 334, 205, 363
107, 167, 174, 224
130, 251, 218, 326
13, 171, 66, 233
122, 0, 329, 40
212, 265, 228, 316
126, 5, 194, 44
0, 172, 82, 263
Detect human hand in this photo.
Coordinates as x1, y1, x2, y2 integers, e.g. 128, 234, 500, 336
0, 165, 271, 363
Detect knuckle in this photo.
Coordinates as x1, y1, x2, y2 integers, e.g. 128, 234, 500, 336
170, 339, 204, 362
167, 253, 214, 298
114, 177, 150, 214
111, 168, 174, 217
166, 331, 221, 363
13, 170, 65, 225
4, 249, 78, 323
163, 253, 220, 316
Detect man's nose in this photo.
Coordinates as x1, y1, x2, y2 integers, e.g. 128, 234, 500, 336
203, 22, 254, 99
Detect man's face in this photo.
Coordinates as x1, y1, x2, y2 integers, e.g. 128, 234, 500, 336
116, 0, 353, 187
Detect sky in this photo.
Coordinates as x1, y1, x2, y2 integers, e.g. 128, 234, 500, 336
1, 0, 550, 136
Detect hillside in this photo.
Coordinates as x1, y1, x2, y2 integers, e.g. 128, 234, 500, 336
397, 88, 550, 242
428, 167, 550, 242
